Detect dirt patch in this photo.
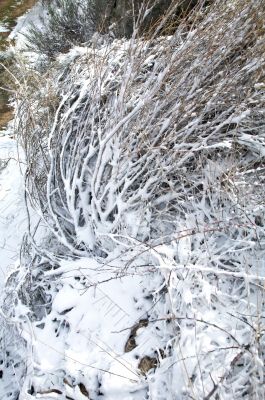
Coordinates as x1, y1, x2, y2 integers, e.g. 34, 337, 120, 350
0, 107, 13, 130
0, 0, 37, 50
0, 72, 13, 130
0, 0, 36, 19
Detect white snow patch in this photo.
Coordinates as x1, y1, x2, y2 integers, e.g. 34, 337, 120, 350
0, 134, 27, 287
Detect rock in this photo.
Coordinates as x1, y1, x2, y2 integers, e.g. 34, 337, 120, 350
78, 383, 89, 398
125, 336, 137, 352
124, 319, 149, 352
138, 355, 157, 374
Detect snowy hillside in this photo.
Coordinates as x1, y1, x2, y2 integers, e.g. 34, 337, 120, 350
0, 0, 265, 399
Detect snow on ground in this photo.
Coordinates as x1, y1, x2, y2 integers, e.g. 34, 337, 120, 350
0, 0, 46, 289
20, 257, 153, 399
0, 132, 27, 288
0, 2, 45, 290
0, 23, 10, 34
0, 130, 47, 400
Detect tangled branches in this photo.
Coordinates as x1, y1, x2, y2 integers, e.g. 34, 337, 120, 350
8, 0, 265, 398
17, 0, 265, 258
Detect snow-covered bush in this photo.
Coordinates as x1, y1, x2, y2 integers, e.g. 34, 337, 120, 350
24, 0, 98, 57
23, 0, 209, 58
2, 0, 265, 399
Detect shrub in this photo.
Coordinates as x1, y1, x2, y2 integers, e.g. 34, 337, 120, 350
25, 0, 211, 57
7, 0, 265, 398
24, 0, 97, 57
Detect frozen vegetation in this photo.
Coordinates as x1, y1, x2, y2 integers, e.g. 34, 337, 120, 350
0, 0, 265, 399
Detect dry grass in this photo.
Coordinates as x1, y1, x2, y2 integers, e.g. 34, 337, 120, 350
0, 0, 38, 129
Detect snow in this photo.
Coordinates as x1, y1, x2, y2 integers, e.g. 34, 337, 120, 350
0, 23, 10, 33
18, 256, 154, 399
0, 134, 27, 288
